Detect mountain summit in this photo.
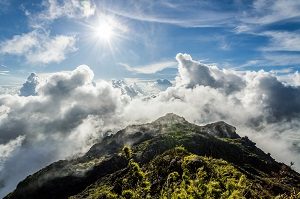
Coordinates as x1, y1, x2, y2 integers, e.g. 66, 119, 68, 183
5, 114, 300, 198
153, 113, 188, 125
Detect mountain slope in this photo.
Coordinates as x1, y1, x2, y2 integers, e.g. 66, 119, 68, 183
5, 113, 300, 199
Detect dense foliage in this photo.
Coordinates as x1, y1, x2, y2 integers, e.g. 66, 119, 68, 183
70, 146, 299, 199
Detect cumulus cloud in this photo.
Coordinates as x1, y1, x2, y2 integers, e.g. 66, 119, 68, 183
0, 31, 76, 64
173, 53, 300, 124
175, 53, 245, 94
245, 72, 300, 122
279, 72, 300, 86
1, 53, 300, 197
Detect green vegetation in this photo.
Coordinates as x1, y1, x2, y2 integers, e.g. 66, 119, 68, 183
122, 145, 132, 160
71, 146, 297, 199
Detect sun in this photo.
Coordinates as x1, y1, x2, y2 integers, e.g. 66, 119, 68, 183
91, 17, 116, 43
85, 14, 127, 52
93, 20, 114, 42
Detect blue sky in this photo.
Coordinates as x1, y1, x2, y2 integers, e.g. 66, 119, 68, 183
0, 0, 300, 84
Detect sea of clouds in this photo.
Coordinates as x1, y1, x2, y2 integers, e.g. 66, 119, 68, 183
0, 53, 300, 197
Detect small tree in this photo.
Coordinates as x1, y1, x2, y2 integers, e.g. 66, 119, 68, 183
123, 145, 132, 159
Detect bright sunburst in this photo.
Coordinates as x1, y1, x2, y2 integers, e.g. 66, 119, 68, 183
89, 15, 122, 45
92, 19, 115, 42
85, 14, 127, 53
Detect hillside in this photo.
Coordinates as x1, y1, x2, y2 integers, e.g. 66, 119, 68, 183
5, 113, 300, 199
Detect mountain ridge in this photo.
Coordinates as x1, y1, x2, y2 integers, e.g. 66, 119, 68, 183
5, 113, 300, 199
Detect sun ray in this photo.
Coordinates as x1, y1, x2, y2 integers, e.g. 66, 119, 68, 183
78, 13, 129, 58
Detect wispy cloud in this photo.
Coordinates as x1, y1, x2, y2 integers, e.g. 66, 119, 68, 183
119, 60, 177, 74
234, 0, 300, 34
0, 71, 9, 76
0, 32, 38, 55
102, 0, 236, 28
245, 0, 300, 25
0, 31, 77, 64
260, 31, 300, 52
263, 53, 300, 66
29, 0, 95, 28
235, 53, 300, 69
100, 0, 300, 29
231, 0, 300, 68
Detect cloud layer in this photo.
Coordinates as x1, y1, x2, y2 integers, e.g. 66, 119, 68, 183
0, 53, 300, 197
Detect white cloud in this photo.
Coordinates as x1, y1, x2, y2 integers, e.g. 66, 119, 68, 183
48, 0, 95, 19
261, 31, 300, 52
0, 32, 38, 55
236, 53, 300, 68
0, 31, 77, 64
0, 66, 10, 76
0, 136, 24, 170
278, 71, 300, 86
120, 60, 177, 74
241, 0, 300, 25
262, 53, 300, 66
0, 71, 9, 76
175, 53, 245, 93
232, 1, 300, 67
104, 0, 235, 28
26, 35, 77, 64
33, 0, 95, 23
104, 0, 300, 30
254, 0, 300, 24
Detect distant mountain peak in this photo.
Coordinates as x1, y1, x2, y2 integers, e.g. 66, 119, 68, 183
19, 73, 39, 97
111, 79, 143, 98
205, 121, 240, 139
